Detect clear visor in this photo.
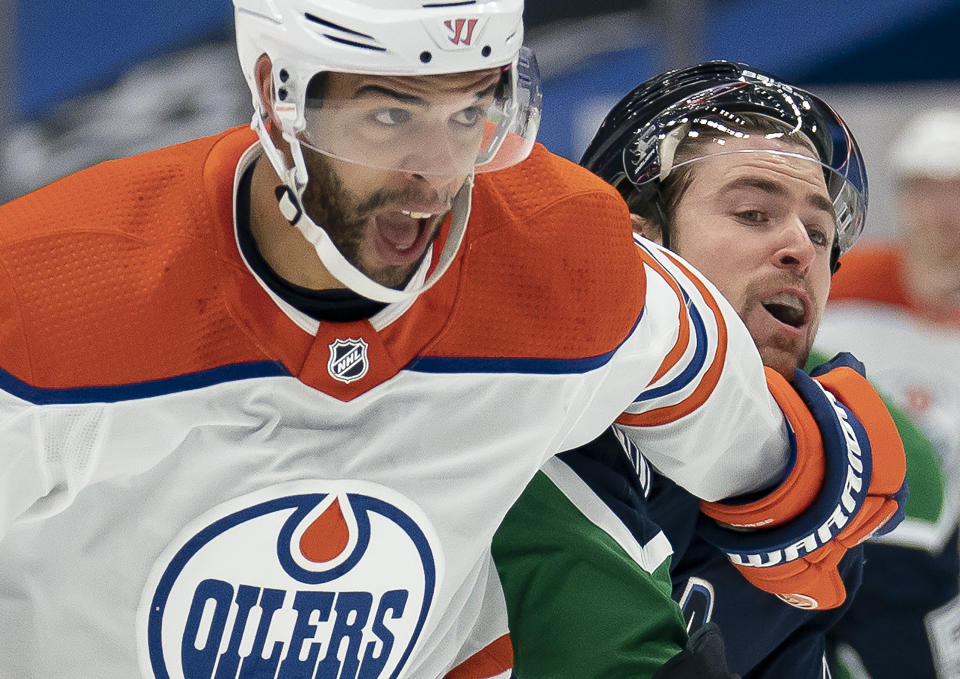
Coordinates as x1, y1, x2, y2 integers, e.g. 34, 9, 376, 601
294, 46, 542, 177
659, 145, 866, 256
623, 80, 868, 255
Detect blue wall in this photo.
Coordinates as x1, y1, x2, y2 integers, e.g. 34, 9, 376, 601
15, 0, 960, 130
538, 0, 960, 160
16, 1, 233, 119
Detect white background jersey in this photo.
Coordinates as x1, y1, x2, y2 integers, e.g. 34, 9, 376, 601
818, 301, 960, 552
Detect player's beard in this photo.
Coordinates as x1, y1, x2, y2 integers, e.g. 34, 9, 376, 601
741, 276, 821, 379
757, 330, 813, 378
300, 151, 450, 291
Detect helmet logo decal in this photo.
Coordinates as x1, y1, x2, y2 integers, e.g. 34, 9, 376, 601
444, 18, 478, 46
328, 338, 370, 384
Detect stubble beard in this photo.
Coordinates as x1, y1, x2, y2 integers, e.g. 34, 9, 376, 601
300, 153, 443, 290
742, 277, 818, 379
758, 335, 812, 379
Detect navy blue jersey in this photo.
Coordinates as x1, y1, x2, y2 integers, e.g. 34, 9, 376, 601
564, 427, 865, 679
648, 471, 863, 678
827, 536, 960, 678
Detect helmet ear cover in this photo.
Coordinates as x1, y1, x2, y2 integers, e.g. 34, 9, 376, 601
615, 174, 673, 251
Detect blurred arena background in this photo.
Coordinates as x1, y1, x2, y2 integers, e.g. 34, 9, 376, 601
2, 0, 959, 242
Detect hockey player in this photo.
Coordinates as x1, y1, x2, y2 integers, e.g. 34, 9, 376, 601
0, 5, 903, 678
816, 109, 960, 678
493, 61, 905, 678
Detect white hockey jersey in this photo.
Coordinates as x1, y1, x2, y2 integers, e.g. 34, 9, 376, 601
0, 128, 787, 679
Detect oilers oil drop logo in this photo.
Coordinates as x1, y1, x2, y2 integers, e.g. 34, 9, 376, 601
137, 480, 442, 679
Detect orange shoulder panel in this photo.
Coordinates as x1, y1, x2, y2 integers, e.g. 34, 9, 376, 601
0, 127, 278, 389
444, 634, 513, 679
829, 245, 910, 307
425, 144, 645, 360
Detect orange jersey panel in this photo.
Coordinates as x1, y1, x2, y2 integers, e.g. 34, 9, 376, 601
422, 144, 644, 361
829, 245, 910, 308
0, 131, 644, 392
0, 128, 297, 389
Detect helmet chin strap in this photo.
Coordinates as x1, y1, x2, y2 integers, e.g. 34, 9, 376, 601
251, 113, 472, 304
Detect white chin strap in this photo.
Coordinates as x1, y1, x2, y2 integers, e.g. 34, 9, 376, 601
276, 178, 472, 304
255, 116, 472, 305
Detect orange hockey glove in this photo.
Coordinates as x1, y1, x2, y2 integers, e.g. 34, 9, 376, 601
699, 353, 907, 610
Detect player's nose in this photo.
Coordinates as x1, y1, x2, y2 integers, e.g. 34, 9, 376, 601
772, 217, 816, 273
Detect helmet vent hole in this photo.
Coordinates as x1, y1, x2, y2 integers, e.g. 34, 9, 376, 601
481, 45, 492, 57
420, 51, 433, 63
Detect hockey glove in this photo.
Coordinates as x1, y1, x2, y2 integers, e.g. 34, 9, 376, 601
652, 623, 740, 679
699, 353, 907, 610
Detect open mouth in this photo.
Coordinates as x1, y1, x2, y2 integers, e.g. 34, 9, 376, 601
761, 293, 807, 328
400, 209, 434, 220
373, 210, 438, 266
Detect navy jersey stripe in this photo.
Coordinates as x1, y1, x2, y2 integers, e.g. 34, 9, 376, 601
406, 353, 614, 375
406, 309, 645, 376
633, 299, 709, 403
632, 237, 711, 403
0, 361, 291, 405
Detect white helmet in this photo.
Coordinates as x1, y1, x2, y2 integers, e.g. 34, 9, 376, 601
233, 0, 542, 303
891, 108, 960, 180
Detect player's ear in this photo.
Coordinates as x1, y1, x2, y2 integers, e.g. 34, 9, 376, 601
631, 213, 664, 245
254, 54, 276, 121
254, 54, 290, 156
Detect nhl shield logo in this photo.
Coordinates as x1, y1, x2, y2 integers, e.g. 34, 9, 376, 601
328, 338, 369, 383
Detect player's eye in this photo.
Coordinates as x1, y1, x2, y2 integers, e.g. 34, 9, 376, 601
452, 106, 485, 128
735, 209, 767, 223
371, 108, 411, 126
807, 225, 830, 247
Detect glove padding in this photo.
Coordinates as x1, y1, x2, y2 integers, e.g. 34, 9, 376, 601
652, 623, 740, 679
699, 353, 908, 610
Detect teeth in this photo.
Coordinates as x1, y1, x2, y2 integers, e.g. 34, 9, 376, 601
762, 293, 806, 327
401, 210, 434, 219
764, 293, 804, 313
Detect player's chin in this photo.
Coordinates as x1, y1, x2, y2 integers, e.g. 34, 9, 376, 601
757, 344, 809, 381
358, 257, 423, 291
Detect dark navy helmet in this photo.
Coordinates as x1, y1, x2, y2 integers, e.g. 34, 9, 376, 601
580, 61, 868, 257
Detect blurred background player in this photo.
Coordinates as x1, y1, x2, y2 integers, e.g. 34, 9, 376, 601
816, 108, 960, 679
492, 61, 905, 679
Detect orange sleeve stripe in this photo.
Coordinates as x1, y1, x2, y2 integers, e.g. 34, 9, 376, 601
635, 244, 691, 385
616, 251, 728, 427
443, 634, 513, 679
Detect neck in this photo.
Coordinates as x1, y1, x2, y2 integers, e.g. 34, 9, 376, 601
248, 156, 344, 291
